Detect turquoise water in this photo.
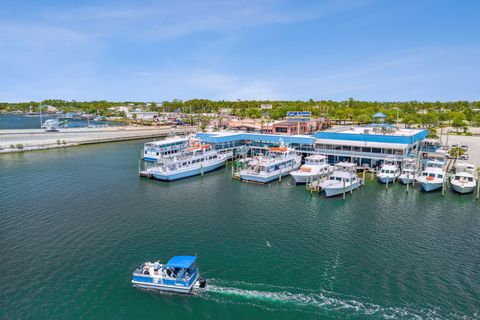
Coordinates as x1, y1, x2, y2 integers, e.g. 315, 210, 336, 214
1, 140, 479, 319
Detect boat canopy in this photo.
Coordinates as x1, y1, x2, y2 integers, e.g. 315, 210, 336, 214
166, 256, 197, 269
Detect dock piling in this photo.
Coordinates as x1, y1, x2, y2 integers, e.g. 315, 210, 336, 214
342, 178, 346, 200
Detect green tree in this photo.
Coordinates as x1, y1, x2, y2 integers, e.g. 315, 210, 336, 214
451, 113, 466, 132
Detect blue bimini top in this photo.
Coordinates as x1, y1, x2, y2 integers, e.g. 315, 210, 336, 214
166, 256, 197, 269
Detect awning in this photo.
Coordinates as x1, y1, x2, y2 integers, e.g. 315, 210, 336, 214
166, 256, 197, 269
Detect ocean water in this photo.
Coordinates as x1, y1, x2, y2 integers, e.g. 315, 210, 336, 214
1, 140, 479, 319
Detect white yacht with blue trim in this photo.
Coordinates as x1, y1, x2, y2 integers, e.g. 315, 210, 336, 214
143, 136, 190, 162
239, 147, 301, 183
377, 160, 400, 184
132, 256, 206, 294
147, 144, 229, 181
319, 162, 363, 197
416, 160, 446, 192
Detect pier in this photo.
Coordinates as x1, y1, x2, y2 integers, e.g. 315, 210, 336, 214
0, 126, 197, 153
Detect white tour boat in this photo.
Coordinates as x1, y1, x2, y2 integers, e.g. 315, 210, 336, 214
451, 162, 477, 194
319, 162, 363, 197
290, 154, 332, 184
415, 160, 446, 192
143, 136, 190, 162
239, 147, 301, 183
148, 145, 230, 181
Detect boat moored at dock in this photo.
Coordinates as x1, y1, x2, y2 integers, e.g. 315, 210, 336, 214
132, 256, 206, 294
416, 160, 446, 192
147, 145, 230, 181
376, 160, 400, 184
290, 154, 332, 184
451, 163, 477, 194
143, 136, 190, 161
399, 158, 418, 184
239, 147, 301, 183
319, 162, 363, 197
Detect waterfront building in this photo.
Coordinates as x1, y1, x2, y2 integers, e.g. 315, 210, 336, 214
196, 124, 428, 168
313, 125, 428, 168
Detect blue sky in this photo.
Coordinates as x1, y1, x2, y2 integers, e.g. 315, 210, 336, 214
1, 0, 479, 102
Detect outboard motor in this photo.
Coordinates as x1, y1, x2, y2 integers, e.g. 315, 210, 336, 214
198, 277, 207, 288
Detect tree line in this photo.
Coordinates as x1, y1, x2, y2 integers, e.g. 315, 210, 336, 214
1, 98, 479, 127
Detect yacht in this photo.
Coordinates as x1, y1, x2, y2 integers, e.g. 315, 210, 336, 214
398, 158, 417, 184
377, 161, 400, 184
148, 145, 229, 181
132, 256, 206, 294
290, 154, 332, 184
239, 147, 301, 183
415, 160, 446, 192
41, 119, 60, 131
319, 162, 363, 197
451, 163, 477, 194
143, 136, 190, 162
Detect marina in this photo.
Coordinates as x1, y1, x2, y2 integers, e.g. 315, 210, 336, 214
2, 139, 480, 319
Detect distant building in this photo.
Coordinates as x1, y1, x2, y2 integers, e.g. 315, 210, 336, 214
45, 105, 58, 113
108, 106, 130, 114
126, 111, 158, 120
219, 108, 232, 115
260, 104, 272, 110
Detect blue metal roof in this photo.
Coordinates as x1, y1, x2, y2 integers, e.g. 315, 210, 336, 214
166, 256, 196, 269
314, 129, 428, 144
196, 132, 315, 145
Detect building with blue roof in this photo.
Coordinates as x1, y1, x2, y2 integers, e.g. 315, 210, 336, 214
196, 125, 428, 168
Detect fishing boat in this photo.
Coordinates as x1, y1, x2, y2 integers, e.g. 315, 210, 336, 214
290, 154, 332, 184
132, 256, 206, 294
415, 160, 446, 192
376, 160, 400, 184
398, 158, 417, 184
143, 136, 190, 161
450, 163, 477, 194
148, 145, 229, 181
239, 147, 301, 183
319, 162, 363, 197
41, 119, 60, 131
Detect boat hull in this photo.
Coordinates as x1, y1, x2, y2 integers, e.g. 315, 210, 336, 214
290, 172, 323, 184
451, 183, 476, 194
399, 176, 415, 184
151, 160, 225, 181
377, 176, 398, 184
240, 169, 295, 183
421, 182, 443, 192
323, 180, 363, 197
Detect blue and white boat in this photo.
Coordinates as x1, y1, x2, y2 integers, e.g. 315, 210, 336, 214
239, 147, 301, 183
143, 136, 190, 162
148, 145, 230, 181
132, 256, 206, 294
415, 160, 446, 192
319, 162, 363, 197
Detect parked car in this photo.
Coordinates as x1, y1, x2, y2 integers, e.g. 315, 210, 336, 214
460, 154, 469, 160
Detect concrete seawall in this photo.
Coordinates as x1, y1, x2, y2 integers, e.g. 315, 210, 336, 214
0, 126, 197, 153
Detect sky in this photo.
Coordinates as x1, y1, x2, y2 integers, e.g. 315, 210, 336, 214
1, 0, 479, 102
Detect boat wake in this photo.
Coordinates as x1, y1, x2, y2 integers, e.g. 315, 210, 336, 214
199, 279, 454, 319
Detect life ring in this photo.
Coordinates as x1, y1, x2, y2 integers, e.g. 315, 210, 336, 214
426, 176, 434, 181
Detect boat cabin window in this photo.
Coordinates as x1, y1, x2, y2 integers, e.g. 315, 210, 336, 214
468, 177, 474, 182
437, 174, 443, 179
